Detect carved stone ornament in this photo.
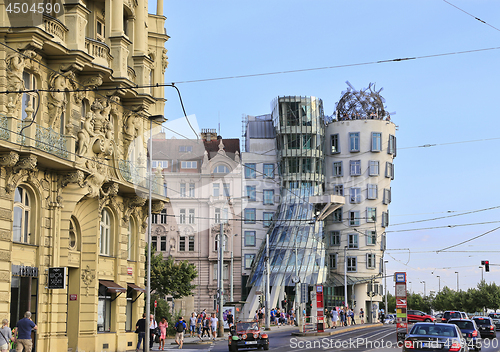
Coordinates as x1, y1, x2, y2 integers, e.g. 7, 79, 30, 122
101, 182, 119, 197
81, 265, 95, 296
162, 48, 168, 73
4, 155, 38, 194
5, 50, 39, 106
234, 150, 240, 163
211, 222, 232, 236
48, 71, 69, 129
60, 170, 85, 189
0, 151, 19, 167
82, 157, 109, 198
123, 111, 141, 141
123, 195, 147, 223
70, 75, 103, 105
151, 200, 166, 214
13, 155, 37, 174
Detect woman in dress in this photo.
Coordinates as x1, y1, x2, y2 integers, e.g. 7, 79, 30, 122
158, 317, 168, 351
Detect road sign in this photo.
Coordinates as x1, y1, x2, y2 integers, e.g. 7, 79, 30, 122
301, 283, 308, 303
154, 300, 157, 308
396, 298, 407, 307
394, 272, 406, 283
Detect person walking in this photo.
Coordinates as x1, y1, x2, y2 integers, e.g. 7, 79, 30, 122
350, 309, 356, 325
359, 308, 365, 324
325, 309, 331, 329
159, 317, 168, 351
331, 308, 338, 329
210, 313, 219, 341
149, 314, 158, 349
339, 308, 345, 327
14, 311, 37, 352
174, 316, 186, 349
189, 313, 196, 338
0, 319, 12, 352
202, 315, 210, 338
226, 310, 234, 329
135, 313, 146, 352
196, 313, 203, 340
257, 309, 264, 329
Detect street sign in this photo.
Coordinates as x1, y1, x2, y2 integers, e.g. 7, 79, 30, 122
301, 283, 308, 303
395, 272, 408, 334
154, 300, 157, 308
396, 298, 407, 307
48, 267, 66, 289
395, 272, 406, 283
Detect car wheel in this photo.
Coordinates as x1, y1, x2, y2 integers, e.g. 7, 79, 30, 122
231, 343, 238, 352
264, 344, 269, 351
424, 319, 431, 322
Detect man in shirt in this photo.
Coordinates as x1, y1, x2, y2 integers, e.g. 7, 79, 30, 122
226, 310, 234, 329
14, 311, 37, 352
210, 313, 219, 341
135, 313, 146, 352
174, 316, 186, 349
149, 314, 158, 349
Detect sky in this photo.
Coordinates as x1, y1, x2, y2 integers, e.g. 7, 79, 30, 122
149, 0, 500, 296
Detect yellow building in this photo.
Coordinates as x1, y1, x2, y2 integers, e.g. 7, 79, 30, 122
0, 0, 169, 351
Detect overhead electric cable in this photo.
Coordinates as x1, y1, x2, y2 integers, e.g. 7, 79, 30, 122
442, 0, 500, 33
386, 220, 500, 233
400, 137, 500, 150
436, 226, 500, 252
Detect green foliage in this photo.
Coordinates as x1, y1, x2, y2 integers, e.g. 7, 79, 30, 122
150, 296, 183, 337
146, 247, 198, 298
380, 292, 396, 313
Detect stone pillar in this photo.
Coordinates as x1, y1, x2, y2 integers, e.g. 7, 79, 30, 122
134, 1, 146, 55
157, 0, 163, 16
109, 36, 132, 79
111, 0, 124, 36
63, 2, 91, 51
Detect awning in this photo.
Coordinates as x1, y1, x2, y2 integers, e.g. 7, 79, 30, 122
127, 283, 146, 293
323, 273, 379, 287
99, 280, 127, 293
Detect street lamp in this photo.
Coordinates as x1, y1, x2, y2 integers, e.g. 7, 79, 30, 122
146, 114, 166, 352
420, 281, 426, 297
479, 266, 484, 282
230, 233, 238, 302
384, 261, 388, 314
408, 281, 412, 292
436, 276, 440, 292
455, 272, 459, 291
344, 246, 348, 311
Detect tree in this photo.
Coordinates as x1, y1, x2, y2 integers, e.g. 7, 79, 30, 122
146, 248, 198, 298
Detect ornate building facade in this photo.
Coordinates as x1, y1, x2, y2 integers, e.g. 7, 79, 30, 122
0, 1, 169, 351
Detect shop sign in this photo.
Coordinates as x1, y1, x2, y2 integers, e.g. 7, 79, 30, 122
48, 267, 67, 289
12, 265, 38, 277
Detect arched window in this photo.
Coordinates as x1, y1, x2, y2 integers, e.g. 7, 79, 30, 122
13, 186, 31, 243
69, 217, 80, 251
100, 209, 112, 255
21, 72, 37, 121
213, 165, 230, 174
215, 234, 228, 251
127, 217, 135, 260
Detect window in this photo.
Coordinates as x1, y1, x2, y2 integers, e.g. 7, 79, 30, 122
214, 234, 228, 251
213, 183, 220, 197
97, 284, 111, 332
331, 134, 340, 154
152, 236, 157, 250
100, 209, 111, 255
188, 209, 195, 224
263, 190, 274, 205
125, 287, 134, 332
96, 19, 105, 41
348, 233, 358, 249
223, 183, 230, 197
127, 218, 134, 260
245, 163, 256, 179
213, 263, 229, 280
329, 253, 337, 269
334, 185, 344, 196
349, 211, 360, 226
13, 187, 31, 243
371, 132, 382, 152
180, 183, 186, 197
369, 161, 379, 176
288, 134, 300, 149
382, 211, 389, 228
179, 209, 186, 224
179, 145, 193, 153
367, 253, 376, 269
160, 236, 166, 251
244, 209, 256, 224
388, 134, 397, 156
152, 160, 168, 169
302, 135, 312, 149
332, 208, 342, 222
244, 231, 256, 246
383, 188, 392, 205
385, 162, 394, 179
329, 231, 340, 246
189, 236, 195, 251
69, 217, 78, 250
213, 165, 230, 174
366, 230, 377, 245
349, 132, 360, 152
366, 207, 376, 223
160, 209, 167, 224
244, 254, 255, 269
302, 159, 312, 173
150, 214, 156, 225
215, 208, 221, 223
181, 161, 197, 169
263, 212, 273, 227
333, 161, 343, 177
189, 183, 195, 197
179, 236, 186, 251
350, 188, 361, 203
350, 160, 361, 176
163, 182, 168, 197
347, 256, 357, 272
246, 186, 256, 201
367, 184, 378, 200
22, 72, 37, 121
263, 164, 274, 178
288, 159, 299, 173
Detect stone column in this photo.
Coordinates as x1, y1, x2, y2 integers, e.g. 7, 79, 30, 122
111, 0, 124, 36
157, 0, 163, 16
134, 1, 146, 55
63, 2, 91, 51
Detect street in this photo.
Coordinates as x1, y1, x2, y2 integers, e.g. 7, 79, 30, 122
155, 325, 500, 352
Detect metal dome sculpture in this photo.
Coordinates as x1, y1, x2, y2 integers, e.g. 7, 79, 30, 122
334, 81, 392, 121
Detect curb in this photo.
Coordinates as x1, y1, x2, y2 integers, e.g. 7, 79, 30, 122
291, 323, 383, 337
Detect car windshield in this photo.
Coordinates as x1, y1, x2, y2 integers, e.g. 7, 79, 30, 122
451, 321, 474, 330
446, 312, 461, 319
237, 322, 259, 331
474, 318, 490, 326
410, 325, 457, 337
490, 314, 500, 319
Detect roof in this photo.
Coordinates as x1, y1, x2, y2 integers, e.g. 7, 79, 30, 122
152, 137, 240, 161
246, 120, 276, 139
203, 138, 240, 160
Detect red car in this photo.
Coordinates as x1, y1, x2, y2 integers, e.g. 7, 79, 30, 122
228, 321, 269, 351
407, 310, 436, 322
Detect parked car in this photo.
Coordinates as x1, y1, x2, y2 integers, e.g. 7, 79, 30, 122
443, 311, 467, 323
403, 322, 469, 352
435, 313, 444, 322
228, 321, 269, 351
407, 310, 436, 322
487, 313, 500, 330
448, 319, 481, 351
385, 314, 396, 324
472, 317, 496, 338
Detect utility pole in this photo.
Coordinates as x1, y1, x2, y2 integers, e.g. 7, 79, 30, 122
295, 241, 300, 329
344, 246, 348, 311
384, 261, 388, 314
218, 223, 225, 337
370, 277, 373, 323
265, 231, 270, 330
437, 276, 440, 292
455, 271, 459, 292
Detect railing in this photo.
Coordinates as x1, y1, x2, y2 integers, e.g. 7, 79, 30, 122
35, 125, 69, 159
0, 114, 10, 141
85, 37, 112, 67
43, 15, 68, 41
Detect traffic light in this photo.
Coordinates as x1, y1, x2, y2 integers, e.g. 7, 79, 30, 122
485, 261, 490, 272
258, 295, 263, 306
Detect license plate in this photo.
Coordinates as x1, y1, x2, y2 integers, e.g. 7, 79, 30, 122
245, 341, 257, 345
482, 327, 486, 330
421, 342, 439, 348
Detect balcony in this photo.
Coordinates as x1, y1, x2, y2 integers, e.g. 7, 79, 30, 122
43, 15, 68, 42
85, 37, 113, 67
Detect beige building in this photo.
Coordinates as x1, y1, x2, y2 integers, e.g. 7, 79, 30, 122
0, 0, 169, 351
151, 130, 243, 316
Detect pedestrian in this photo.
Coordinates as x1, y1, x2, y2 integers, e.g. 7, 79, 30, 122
189, 312, 196, 337
325, 309, 331, 329
14, 311, 37, 352
360, 308, 364, 324
196, 313, 203, 340
331, 308, 338, 329
350, 309, 356, 325
135, 313, 146, 352
210, 313, 219, 341
174, 316, 186, 349
339, 308, 345, 326
227, 310, 234, 329
149, 314, 158, 349
0, 319, 12, 352
270, 309, 275, 325
202, 316, 210, 338
158, 317, 168, 351
258, 309, 264, 329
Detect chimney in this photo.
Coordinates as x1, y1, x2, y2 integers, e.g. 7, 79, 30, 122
201, 128, 218, 141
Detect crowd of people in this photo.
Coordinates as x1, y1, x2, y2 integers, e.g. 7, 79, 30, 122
324, 307, 365, 328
